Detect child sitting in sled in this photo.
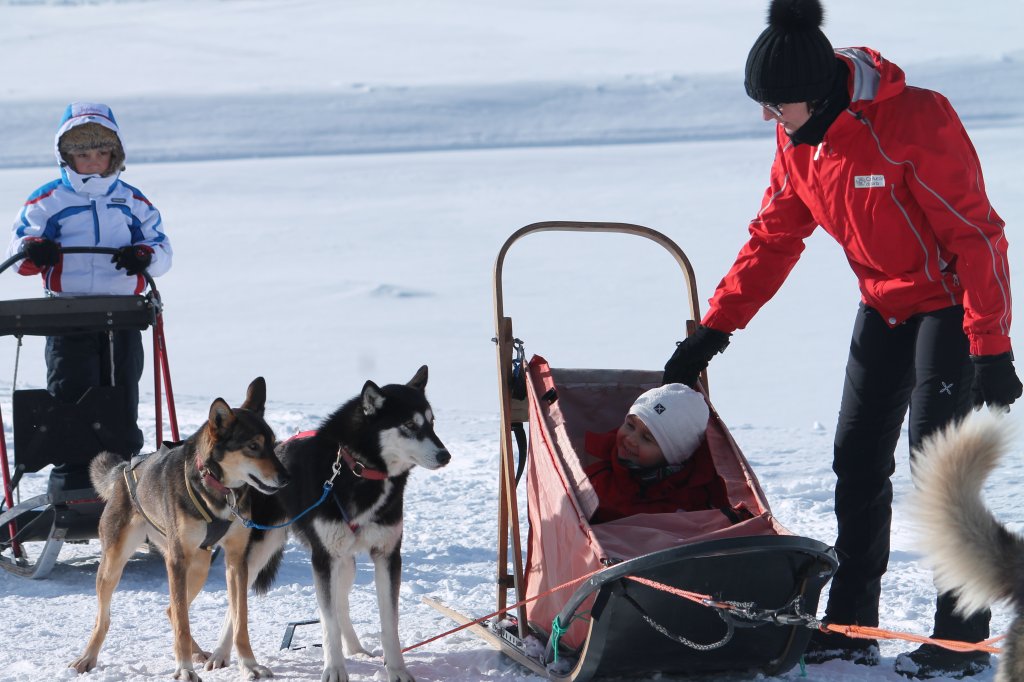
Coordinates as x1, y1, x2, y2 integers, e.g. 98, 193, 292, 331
584, 383, 730, 523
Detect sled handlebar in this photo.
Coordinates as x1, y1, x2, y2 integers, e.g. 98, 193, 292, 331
492, 221, 701, 331
0, 246, 160, 296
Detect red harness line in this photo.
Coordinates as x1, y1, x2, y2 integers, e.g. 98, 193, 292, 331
401, 571, 1004, 656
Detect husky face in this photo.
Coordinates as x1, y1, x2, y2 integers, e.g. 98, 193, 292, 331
204, 379, 290, 493
360, 366, 452, 475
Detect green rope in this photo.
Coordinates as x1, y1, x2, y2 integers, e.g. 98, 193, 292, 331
550, 617, 568, 662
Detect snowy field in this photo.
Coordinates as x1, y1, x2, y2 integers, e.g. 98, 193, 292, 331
1, 1, 1023, 680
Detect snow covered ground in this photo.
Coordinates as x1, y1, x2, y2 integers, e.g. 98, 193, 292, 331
1, 1, 1023, 680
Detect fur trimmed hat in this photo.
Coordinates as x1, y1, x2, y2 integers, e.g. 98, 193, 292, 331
58, 123, 125, 176
628, 384, 710, 465
744, 0, 836, 104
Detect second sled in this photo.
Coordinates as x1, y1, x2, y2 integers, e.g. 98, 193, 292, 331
0, 246, 180, 578
426, 222, 837, 681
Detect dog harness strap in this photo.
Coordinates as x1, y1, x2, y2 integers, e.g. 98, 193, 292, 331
340, 446, 389, 480
200, 519, 232, 550
330, 491, 360, 533
183, 460, 233, 550
184, 461, 215, 524
122, 466, 167, 538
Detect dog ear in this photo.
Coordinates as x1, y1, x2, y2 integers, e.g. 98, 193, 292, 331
408, 365, 428, 391
208, 398, 236, 436
241, 376, 267, 416
362, 380, 386, 416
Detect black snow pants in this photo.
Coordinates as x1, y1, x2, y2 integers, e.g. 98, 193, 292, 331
824, 303, 989, 642
45, 328, 146, 458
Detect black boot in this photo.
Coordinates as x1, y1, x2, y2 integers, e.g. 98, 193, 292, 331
803, 628, 880, 666
894, 592, 991, 679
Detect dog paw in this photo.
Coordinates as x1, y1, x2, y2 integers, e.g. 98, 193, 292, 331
320, 666, 349, 682
172, 666, 202, 681
204, 648, 230, 670
69, 654, 98, 673
387, 667, 415, 682
240, 660, 273, 679
192, 649, 212, 665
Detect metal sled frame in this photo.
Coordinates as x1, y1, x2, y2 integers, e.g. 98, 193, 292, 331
0, 247, 180, 578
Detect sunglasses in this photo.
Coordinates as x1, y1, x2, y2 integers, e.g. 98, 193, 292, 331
759, 102, 785, 117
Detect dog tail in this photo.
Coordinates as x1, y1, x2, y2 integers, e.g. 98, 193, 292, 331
89, 451, 127, 501
252, 547, 284, 595
912, 409, 1024, 615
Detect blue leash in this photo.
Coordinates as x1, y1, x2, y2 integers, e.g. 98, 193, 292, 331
229, 442, 346, 531
237, 482, 334, 530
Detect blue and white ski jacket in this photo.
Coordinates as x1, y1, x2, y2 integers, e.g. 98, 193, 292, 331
6, 102, 172, 295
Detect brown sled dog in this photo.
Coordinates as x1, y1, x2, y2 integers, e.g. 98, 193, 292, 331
69, 377, 289, 681
912, 409, 1024, 682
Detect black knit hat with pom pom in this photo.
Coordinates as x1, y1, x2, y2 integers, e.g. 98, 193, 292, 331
745, 0, 836, 104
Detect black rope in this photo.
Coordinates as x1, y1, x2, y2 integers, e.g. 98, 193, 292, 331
620, 589, 735, 651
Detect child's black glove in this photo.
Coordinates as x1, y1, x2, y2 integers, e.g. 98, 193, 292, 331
663, 325, 731, 387
111, 245, 154, 276
22, 238, 60, 267
971, 352, 1024, 408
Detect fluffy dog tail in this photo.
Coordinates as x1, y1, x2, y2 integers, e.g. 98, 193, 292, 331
912, 409, 1024, 615
89, 451, 127, 501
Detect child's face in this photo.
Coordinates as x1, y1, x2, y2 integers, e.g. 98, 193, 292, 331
616, 414, 667, 468
69, 148, 112, 176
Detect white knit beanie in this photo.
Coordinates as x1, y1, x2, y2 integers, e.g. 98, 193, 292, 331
628, 383, 710, 465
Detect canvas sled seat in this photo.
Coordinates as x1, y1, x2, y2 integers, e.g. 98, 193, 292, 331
518, 354, 837, 680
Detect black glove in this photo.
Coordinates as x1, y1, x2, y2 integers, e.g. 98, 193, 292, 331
21, 238, 60, 267
111, 245, 153, 276
663, 325, 731, 387
972, 352, 1024, 408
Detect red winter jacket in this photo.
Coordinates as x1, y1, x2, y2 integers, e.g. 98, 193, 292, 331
702, 47, 1011, 356
584, 429, 729, 524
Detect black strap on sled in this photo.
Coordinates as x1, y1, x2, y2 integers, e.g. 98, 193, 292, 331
509, 338, 529, 486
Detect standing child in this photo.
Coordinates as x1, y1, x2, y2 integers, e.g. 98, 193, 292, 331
584, 383, 729, 523
6, 102, 172, 457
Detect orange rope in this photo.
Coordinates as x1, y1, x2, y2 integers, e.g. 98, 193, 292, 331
822, 623, 1003, 655
408, 569, 1005, 657
403, 565, 606, 653
625, 574, 1004, 655
623, 575, 716, 606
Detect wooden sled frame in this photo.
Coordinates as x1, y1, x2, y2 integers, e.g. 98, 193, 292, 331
490, 221, 703, 636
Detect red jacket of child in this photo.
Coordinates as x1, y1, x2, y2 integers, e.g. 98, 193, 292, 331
583, 429, 730, 524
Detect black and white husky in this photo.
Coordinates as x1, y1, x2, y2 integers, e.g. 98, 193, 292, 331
209, 365, 451, 682
912, 409, 1024, 682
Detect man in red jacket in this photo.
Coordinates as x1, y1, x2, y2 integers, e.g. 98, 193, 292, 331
663, 0, 1021, 679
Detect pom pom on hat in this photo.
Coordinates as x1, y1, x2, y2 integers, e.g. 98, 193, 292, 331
628, 384, 710, 465
744, 0, 836, 104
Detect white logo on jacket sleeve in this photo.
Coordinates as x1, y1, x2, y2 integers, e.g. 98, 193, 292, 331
854, 175, 886, 188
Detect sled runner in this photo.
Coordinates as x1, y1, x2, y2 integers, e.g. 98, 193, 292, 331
0, 246, 179, 578
426, 222, 837, 680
